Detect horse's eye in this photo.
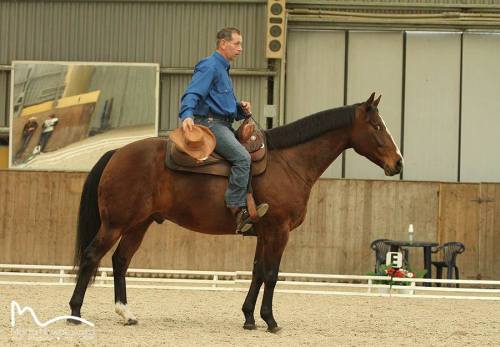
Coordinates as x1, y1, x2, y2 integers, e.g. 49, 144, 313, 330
375, 125, 381, 131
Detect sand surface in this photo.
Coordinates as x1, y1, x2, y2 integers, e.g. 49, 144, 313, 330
1, 284, 499, 346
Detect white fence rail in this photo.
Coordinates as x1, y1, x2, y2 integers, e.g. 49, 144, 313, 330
1, 264, 500, 301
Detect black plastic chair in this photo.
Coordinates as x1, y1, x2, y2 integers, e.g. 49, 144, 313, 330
370, 239, 408, 273
431, 242, 465, 288
370, 239, 390, 273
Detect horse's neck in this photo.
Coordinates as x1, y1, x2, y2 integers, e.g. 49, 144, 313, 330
274, 129, 351, 186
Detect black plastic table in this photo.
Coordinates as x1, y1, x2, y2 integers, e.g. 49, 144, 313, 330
384, 240, 439, 287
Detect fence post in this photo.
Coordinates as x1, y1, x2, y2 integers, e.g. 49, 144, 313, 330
410, 280, 416, 295
100, 271, 107, 285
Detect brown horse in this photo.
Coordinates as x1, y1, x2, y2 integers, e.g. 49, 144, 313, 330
69, 93, 402, 332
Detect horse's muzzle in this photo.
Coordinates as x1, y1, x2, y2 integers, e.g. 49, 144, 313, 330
384, 158, 403, 176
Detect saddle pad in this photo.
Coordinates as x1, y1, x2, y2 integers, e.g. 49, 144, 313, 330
165, 138, 267, 177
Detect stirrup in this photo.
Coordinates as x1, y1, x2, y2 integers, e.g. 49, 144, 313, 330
235, 209, 253, 233
236, 203, 269, 234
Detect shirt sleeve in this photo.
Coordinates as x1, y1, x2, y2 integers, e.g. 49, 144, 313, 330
179, 63, 216, 121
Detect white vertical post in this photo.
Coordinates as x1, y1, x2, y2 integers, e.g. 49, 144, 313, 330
368, 279, 372, 293
100, 271, 107, 285
212, 274, 218, 288
59, 269, 64, 284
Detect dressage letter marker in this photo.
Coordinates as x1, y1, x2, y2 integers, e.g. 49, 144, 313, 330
386, 252, 403, 268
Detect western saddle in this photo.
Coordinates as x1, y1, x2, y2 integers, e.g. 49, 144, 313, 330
165, 119, 267, 177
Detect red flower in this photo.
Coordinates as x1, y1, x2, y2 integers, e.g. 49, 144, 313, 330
394, 271, 405, 278
385, 268, 397, 276
385, 267, 412, 278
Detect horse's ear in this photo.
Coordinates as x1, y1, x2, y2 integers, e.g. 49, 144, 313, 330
374, 94, 382, 107
366, 92, 375, 105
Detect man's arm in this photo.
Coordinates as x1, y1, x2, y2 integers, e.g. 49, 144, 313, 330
179, 63, 216, 122
235, 100, 252, 121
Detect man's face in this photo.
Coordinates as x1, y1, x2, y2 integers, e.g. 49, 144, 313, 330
220, 33, 242, 61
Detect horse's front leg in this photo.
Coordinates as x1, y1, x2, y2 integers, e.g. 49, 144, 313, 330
260, 228, 289, 333
242, 238, 264, 330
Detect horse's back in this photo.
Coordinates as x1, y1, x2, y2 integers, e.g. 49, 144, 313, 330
118, 136, 167, 157
105, 137, 167, 173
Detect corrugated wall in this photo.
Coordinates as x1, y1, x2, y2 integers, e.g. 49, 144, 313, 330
161, 73, 268, 130
287, 0, 500, 11
160, 74, 192, 131
0, 71, 8, 127
0, 0, 268, 130
0, 1, 266, 68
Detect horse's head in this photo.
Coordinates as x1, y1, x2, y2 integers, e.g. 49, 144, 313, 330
350, 93, 403, 176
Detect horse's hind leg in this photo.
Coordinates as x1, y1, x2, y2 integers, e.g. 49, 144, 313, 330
242, 238, 264, 330
69, 226, 121, 322
112, 220, 152, 325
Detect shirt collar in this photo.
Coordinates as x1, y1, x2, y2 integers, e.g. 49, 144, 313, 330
213, 51, 230, 71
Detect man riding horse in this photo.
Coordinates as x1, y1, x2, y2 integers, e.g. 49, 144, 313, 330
178, 27, 268, 234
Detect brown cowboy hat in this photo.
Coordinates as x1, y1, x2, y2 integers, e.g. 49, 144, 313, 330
170, 124, 216, 160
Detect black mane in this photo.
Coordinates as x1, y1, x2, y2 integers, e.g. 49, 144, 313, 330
264, 105, 356, 150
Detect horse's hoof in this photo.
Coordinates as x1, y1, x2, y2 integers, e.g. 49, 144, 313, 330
124, 318, 138, 326
267, 326, 281, 333
66, 318, 82, 325
243, 323, 257, 330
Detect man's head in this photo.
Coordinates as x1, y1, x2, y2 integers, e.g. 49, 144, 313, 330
216, 27, 242, 61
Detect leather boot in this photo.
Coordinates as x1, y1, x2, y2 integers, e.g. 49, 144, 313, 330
230, 203, 269, 235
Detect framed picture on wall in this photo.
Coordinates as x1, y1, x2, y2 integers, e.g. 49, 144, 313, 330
9, 61, 159, 171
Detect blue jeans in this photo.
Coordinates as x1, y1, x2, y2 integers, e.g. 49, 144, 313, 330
194, 117, 251, 208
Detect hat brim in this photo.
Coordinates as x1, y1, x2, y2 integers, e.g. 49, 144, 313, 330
170, 125, 216, 160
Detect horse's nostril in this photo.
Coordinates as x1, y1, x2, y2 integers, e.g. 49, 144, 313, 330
396, 159, 403, 169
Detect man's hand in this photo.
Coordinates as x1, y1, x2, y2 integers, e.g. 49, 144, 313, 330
182, 117, 194, 132
240, 101, 252, 118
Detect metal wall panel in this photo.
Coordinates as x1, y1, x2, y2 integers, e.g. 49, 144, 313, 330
160, 74, 266, 132
285, 30, 346, 178
345, 31, 403, 180
160, 74, 190, 131
0, 1, 266, 69
403, 32, 461, 181
287, 0, 500, 9
0, 72, 9, 127
461, 33, 500, 183
232, 75, 268, 127
0, 1, 267, 133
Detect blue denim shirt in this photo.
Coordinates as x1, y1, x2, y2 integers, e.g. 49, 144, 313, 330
179, 51, 245, 122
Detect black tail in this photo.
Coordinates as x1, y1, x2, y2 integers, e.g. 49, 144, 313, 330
73, 150, 116, 281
